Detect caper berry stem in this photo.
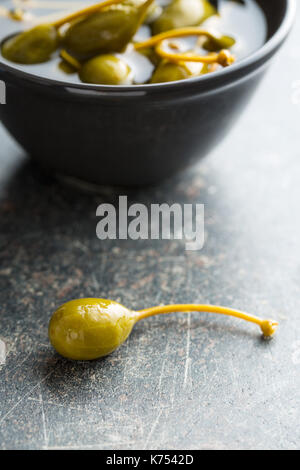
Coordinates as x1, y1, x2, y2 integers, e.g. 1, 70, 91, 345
52, 0, 127, 29
134, 27, 234, 50
136, 0, 157, 31
155, 43, 235, 66
60, 49, 81, 70
136, 304, 278, 337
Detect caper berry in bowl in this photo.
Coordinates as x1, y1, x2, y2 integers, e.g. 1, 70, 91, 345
0, 0, 296, 186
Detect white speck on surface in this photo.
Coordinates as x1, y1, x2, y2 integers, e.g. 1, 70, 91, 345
0, 339, 6, 365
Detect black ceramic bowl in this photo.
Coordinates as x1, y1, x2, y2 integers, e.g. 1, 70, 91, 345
0, 0, 296, 186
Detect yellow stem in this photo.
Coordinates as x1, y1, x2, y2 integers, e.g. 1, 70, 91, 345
136, 304, 278, 337
60, 49, 81, 70
137, 0, 156, 30
52, 0, 124, 28
155, 42, 235, 66
134, 27, 226, 50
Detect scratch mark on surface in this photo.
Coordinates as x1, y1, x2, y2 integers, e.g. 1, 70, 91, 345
121, 341, 130, 384
158, 341, 169, 399
92, 274, 100, 291
5, 352, 31, 376
144, 409, 163, 449
170, 369, 177, 409
27, 397, 79, 411
46, 443, 130, 450
39, 386, 49, 449
229, 355, 240, 400
0, 371, 53, 425
0, 339, 6, 366
183, 313, 191, 389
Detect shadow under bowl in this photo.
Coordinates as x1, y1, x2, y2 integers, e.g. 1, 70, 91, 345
0, 0, 296, 187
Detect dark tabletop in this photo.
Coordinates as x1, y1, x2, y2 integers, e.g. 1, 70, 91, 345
0, 8, 300, 451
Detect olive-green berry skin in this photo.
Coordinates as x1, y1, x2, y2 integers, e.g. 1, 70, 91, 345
49, 298, 136, 360
2, 25, 58, 64
79, 54, 133, 85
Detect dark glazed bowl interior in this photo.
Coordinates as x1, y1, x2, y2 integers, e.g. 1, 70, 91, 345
0, 0, 296, 187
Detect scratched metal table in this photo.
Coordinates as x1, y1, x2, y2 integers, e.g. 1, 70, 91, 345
1, 11, 300, 452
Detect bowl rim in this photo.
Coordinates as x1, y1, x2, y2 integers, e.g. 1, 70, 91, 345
0, 0, 297, 95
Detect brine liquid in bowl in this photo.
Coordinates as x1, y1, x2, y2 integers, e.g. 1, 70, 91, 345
0, 0, 267, 85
